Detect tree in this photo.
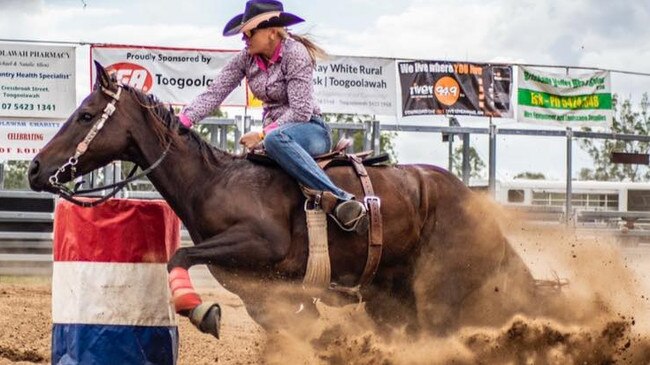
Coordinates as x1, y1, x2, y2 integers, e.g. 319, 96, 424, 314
2, 161, 30, 190
579, 93, 650, 181
321, 113, 398, 163
451, 144, 486, 179
514, 171, 546, 180
578, 167, 595, 181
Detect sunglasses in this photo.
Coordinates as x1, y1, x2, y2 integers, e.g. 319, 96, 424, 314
243, 28, 260, 39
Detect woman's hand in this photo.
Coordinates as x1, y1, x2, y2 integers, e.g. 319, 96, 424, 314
239, 131, 264, 150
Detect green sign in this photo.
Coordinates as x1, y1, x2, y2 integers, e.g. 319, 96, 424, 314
517, 67, 612, 126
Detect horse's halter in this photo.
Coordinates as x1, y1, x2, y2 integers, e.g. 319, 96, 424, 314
48, 85, 172, 207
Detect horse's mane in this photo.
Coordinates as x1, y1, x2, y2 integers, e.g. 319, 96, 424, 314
122, 85, 241, 167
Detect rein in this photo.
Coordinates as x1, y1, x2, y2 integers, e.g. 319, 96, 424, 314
49, 85, 172, 208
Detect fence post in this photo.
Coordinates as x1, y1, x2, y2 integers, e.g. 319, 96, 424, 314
565, 127, 573, 225
209, 123, 219, 146
234, 116, 243, 154
372, 120, 381, 155
489, 124, 497, 198
363, 120, 372, 151
462, 133, 470, 184
102, 163, 123, 197
244, 115, 252, 133
447, 117, 460, 174
219, 124, 228, 150
448, 134, 454, 172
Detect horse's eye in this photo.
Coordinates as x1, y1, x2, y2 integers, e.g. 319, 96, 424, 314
79, 112, 94, 123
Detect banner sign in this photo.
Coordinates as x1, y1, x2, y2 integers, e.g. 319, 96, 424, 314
517, 67, 612, 126
0, 43, 76, 118
0, 119, 62, 161
91, 45, 246, 107
313, 56, 397, 116
398, 60, 513, 118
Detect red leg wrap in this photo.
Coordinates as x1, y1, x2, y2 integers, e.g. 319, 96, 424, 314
169, 268, 202, 312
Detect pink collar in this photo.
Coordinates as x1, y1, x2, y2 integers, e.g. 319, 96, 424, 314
254, 40, 283, 72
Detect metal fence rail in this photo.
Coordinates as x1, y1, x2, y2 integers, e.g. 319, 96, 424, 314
1, 199, 649, 275
3, 118, 650, 274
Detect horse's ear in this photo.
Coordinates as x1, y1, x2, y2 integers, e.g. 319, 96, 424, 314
94, 61, 113, 90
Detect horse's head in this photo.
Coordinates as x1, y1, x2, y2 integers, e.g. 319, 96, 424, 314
29, 62, 138, 193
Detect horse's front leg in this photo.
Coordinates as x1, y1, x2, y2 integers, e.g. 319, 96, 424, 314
167, 228, 286, 339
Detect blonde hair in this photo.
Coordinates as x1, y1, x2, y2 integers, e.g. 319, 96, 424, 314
276, 28, 328, 65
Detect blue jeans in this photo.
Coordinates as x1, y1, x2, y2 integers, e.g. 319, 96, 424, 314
264, 116, 354, 201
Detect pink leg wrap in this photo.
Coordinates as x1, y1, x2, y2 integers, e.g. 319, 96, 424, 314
169, 268, 202, 312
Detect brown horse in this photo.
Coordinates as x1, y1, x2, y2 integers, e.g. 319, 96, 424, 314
29, 63, 539, 338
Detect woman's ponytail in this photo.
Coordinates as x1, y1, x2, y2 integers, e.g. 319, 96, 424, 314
278, 29, 328, 65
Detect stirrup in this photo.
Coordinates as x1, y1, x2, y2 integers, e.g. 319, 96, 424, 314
330, 201, 367, 233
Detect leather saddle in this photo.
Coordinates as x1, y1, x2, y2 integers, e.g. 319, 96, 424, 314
246, 138, 391, 169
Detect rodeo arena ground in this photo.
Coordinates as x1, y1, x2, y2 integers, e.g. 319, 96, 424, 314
3, 39, 650, 365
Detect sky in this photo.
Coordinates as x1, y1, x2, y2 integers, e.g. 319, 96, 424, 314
1, 0, 649, 181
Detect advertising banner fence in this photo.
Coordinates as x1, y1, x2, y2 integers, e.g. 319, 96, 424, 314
398, 60, 513, 118
91, 45, 246, 107
517, 66, 612, 126
0, 119, 61, 161
313, 56, 397, 116
0, 44, 76, 118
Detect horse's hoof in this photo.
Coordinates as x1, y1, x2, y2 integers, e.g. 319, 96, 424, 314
189, 303, 221, 339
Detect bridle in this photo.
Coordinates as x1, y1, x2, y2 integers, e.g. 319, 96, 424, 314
48, 85, 172, 208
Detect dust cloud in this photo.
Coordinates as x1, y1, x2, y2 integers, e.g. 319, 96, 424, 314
259, 195, 650, 364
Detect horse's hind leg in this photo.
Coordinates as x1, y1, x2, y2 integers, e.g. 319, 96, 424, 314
412, 192, 519, 335
415, 231, 536, 335
411, 255, 476, 334
364, 284, 420, 335
458, 242, 538, 327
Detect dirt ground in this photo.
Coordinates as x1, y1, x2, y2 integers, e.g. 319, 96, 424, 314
0, 276, 264, 365
3, 217, 650, 364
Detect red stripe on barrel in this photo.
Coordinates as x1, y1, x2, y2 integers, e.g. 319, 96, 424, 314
53, 199, 180, 263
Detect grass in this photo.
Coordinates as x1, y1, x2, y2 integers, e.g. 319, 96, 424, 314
0, 276, 51, 286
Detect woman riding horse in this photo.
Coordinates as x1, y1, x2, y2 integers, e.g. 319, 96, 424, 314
27, 2, 543, 342
179, 0, 367, 231
29, 63, 541, 340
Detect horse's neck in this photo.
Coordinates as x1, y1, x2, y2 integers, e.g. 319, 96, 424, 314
134, 124, 229, 237
147, 152, 202, 216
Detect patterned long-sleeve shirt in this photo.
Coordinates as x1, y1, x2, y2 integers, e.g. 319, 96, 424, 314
182, 37, 321, 128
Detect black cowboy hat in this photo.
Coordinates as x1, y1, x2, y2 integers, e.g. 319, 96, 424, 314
222, 0, 304, 37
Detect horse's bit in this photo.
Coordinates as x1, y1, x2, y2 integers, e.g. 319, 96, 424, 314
48, 85, 171, 207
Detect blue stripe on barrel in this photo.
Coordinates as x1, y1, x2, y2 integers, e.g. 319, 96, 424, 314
52, 324, 178, 364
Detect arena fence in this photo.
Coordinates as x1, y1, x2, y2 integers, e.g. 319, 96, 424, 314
3, 117, 650, 275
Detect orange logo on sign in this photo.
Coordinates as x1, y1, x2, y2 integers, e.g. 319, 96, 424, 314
106, 62, 154, 92
434, 76, 460, 106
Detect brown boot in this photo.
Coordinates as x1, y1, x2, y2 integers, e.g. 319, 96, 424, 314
300, 187, 338, 213
333, 200, 368, 234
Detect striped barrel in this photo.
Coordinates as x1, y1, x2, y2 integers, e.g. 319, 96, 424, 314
52, 199, 180, 365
